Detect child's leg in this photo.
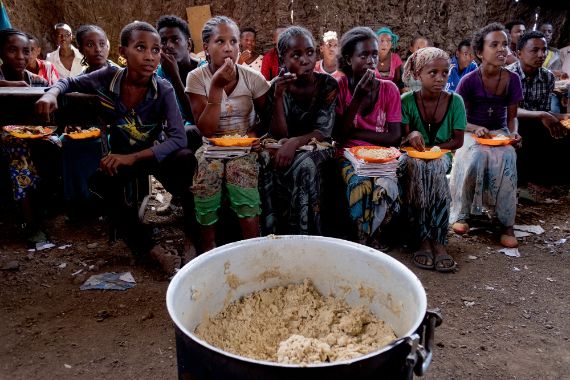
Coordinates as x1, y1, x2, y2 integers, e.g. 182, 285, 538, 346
192, 148, 224, 251
226, 153, 261, 239
153, 148, 199, 259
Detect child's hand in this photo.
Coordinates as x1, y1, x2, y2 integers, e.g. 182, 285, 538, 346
238, 50, 252, 64
273, 68, 296, 97
211, 58, 236, 88
160, 52, 180, 79
35, 93, 58, 122
274, 138, 298, 168
354, 69, 379, 99
473, 127, 490, 138
100, 153, 136, 176
510, 132, 522, 149
407, 131, 426, 152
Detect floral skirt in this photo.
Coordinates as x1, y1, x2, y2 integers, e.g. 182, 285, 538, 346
192, 146, 260, 225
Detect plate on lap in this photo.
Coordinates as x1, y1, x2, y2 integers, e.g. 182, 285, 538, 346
64, 127, 101, 140
402, 146, 449, 160
473, 134, 514, 146
349, 146, 401, 163
3, 125, 56, 139
208, 136, 258, 147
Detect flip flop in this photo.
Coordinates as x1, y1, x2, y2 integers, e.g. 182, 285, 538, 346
434, 252, 456, 273
413, 250, 434, 270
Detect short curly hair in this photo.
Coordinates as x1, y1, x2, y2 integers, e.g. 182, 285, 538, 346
156, 15, 190, 39
517, 30, 546, 52
471, 22, 506, 58
120, 21, 158, 47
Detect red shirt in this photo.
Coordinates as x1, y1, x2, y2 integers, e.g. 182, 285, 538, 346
261, 48, 279, 81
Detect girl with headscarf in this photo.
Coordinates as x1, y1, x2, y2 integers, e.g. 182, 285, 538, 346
375, 27, 402, 86
400, 47, 466, 272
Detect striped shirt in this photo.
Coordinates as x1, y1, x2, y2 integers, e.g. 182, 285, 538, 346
507, 61, 554, 112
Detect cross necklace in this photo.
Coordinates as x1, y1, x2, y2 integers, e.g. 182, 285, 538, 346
478, 67, 503, 117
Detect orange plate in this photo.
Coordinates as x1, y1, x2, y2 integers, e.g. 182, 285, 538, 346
350, 146, 401, 163
403, 146, 450, 160
3, 125, 55, 139
473, 135, 513, 146
209, 137, 258, 147
65, 129, 101, 140
561, 119, 570, 130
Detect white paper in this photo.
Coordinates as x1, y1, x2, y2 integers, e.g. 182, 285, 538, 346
498, 248, 520, 257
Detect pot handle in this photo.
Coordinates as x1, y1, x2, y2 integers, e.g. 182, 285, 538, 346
413, 309, 443, 376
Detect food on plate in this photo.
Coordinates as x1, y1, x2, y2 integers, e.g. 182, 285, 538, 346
3, 125, 55, 138
430, 146, 441, 152
352, 146, 401, 162
491, 134, 510, 140
561, 119, 570, 129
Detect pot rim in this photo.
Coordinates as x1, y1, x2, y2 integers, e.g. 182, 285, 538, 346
166, 235, 427, 368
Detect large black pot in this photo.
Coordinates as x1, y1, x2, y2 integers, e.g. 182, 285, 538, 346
167, 236, 442, 380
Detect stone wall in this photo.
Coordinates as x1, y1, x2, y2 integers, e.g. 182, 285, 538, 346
4, 0, 569, 60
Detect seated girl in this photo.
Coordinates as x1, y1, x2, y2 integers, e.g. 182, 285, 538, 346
0, 29, 51, 246
61, 25, 118, 220
335, 27, 402, 246
400, 47, 466, 272
185, 16, 269, 252
36, 21, 194, 275
450, 23, 523, 248
261, 26, 338, 235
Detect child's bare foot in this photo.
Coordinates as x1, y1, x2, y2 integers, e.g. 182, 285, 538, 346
500, 226, 518, 248
149, 245, 181, 276
431, 241, 456, 273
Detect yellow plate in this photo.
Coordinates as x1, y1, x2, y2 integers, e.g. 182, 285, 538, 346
65, 129, 101, 140
403, 146, 450, 160
3, 125, 55, 139
209, 137, 258, 147
473, 135, 513, 146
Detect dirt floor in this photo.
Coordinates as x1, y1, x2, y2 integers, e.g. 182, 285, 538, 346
1, 182, 569, 379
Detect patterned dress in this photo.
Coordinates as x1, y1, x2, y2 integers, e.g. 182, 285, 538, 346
0, 70, 49, 200
261, 73, 338, 235
336, 72, 402, 240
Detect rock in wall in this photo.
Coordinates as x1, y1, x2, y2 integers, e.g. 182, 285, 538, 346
4, 0, 569, 61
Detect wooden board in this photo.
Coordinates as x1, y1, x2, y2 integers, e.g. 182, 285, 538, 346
186, 5, 212, 53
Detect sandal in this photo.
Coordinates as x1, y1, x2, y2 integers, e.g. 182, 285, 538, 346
434, 252, 456, 273
413, 250, 434, 270
452, 221, 470, 235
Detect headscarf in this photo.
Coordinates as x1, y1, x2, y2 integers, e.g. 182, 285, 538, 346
322, 31, 337, 43
375, 27, 399, 50
402, 47, 449, 83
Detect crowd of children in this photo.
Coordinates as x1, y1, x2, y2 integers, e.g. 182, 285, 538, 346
1, 14, 569, 275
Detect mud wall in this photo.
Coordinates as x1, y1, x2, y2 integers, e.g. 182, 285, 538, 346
4, 0, 569, 60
